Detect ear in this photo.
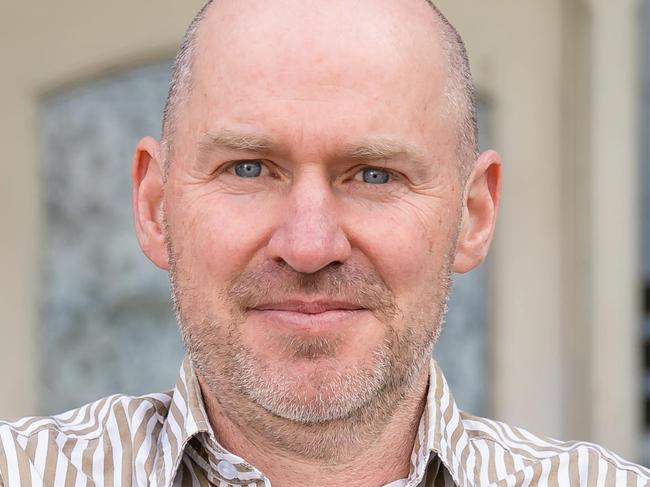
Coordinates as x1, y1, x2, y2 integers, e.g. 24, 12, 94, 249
131, 136, 170, 270
453, 150, 502, 273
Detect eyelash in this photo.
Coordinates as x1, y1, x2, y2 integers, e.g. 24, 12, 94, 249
221, 160, 400, 184
219, 159, 273, 178
353, 166, 396, 183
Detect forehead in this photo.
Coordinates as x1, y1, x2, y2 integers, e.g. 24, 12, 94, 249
182, 0, 449, 157
195, 0, 442, 63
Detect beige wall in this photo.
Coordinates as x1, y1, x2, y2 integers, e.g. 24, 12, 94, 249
0, 0, 643, 461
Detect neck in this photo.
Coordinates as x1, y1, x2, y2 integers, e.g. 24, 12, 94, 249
198, 366, 430, 487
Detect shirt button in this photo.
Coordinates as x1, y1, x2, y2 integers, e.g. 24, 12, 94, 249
216, 460, 238, 480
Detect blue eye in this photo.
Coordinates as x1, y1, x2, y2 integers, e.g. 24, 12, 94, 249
234, 161, 263, 178
362, 167, 391, 184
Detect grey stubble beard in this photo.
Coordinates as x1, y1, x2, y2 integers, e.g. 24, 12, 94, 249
165, 223, 454, 460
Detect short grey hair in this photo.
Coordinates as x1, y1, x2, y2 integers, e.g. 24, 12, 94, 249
161, 0, 478, 178
425, 2, 478, 178
160, 1, 213, 167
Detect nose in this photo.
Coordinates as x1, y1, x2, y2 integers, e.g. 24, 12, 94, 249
265, 176, 352, 274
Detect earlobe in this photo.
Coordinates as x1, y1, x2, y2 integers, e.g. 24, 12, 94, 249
453, 150, 502, 274
131, 136, 170, 270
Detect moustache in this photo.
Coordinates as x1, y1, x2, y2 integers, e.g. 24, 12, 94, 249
225, 261, 400, 320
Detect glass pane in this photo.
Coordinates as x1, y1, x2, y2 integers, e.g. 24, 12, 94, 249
41, 62, 182, 414
641, 0, 650, 466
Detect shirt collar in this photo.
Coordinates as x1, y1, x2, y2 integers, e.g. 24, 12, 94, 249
391, 360, 474, 487
152, 358, 268, 487
151, 357, 209, 486
154, 357, 472, 487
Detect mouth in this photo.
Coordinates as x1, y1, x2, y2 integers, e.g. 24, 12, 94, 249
254, 299, 365, 314
249, 299, 368, 332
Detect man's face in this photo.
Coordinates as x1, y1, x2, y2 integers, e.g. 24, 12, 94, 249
160, 0, 466, 424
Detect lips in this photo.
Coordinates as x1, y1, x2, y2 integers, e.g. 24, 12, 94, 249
249, 299, 367, 331
253, 299, 364, 314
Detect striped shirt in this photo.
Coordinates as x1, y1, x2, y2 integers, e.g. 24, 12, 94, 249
1, 359, 649, 486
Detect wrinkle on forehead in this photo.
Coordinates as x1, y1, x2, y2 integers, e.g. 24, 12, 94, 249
164, 0, 458, 179
163, 0, 477, 182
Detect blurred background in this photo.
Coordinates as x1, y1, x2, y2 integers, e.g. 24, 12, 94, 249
1, 0, 648, 466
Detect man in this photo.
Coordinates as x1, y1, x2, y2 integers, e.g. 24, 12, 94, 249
1, 0, 648, 485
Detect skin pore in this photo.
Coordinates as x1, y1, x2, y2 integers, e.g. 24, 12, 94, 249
131, 0, 501, 485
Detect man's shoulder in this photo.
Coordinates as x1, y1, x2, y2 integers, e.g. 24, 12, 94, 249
458, 411, 650, 483
0, 391, 173, 486
0, 391, 173, 441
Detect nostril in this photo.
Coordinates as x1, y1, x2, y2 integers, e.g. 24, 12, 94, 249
272, 256, 286, 265
264, 210, 352, 274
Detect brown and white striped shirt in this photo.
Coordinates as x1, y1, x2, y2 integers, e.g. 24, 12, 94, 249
1, 359, 649, 486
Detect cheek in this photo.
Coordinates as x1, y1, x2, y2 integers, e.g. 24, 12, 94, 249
347, 201, 459, 297
168, 191, 278, 285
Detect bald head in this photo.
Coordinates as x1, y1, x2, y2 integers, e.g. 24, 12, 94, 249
161, 0, 477, 177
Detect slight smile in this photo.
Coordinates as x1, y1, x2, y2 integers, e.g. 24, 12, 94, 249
249, 299, 368, 332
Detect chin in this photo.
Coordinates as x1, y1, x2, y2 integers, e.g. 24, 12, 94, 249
231, 346, 391, 424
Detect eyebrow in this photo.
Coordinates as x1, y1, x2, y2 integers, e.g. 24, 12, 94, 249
198, 130, 277, 154
197, 130, 428, 167
342, 137, 426, 163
